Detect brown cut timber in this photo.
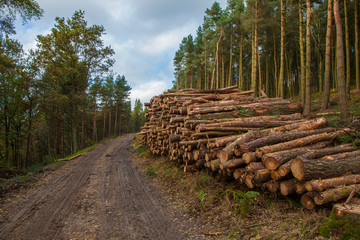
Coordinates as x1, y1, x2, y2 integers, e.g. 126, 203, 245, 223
256, 129, 346, 158
313, 184, 360, 205
196, 126, 256, 133
254, 169, 271, 183
305, 174, 360, 192
278, 160, 292, 177
186, 111, 239, 121
240, 128, 335, 153
299, 144, 356, 159
333, 198, 360, 224
169, 134, 181, 143
218, 132, 264, 163
220, 158, 246, 170
290, 154, 360, 181
301, 192, 317, 210
262, 141, 330, 170
190, 131, 237, 139
243, 152, 257, 164
197, 120, 300, 132
265, 180, 280, 192
320, 150, 360, 160
233, 168, 246, 180
294, 182, 307, 195
189, 101, 302, 116
280, 178, 299, 196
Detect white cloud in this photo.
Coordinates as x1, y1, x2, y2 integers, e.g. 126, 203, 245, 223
130, 80, 169, 105
140, 22, 197, 55
13, 0, 228, 108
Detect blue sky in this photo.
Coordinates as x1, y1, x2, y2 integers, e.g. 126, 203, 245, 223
14, 0, 227, 106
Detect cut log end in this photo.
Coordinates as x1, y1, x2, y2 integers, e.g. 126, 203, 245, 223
301, 193, 316, 210
264, 157, 280, 171
290, 158, 305, 181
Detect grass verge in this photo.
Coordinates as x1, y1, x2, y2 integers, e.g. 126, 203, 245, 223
131, 135, 333, 239
0, 143, 98, 199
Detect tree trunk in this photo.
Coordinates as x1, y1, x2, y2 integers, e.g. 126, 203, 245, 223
280, 178, 299, 196
262, 141, 330, 171
291, 154, 360, 181
313, 184, 360, 205
299, 0, 306, 104
305, 174, 360, 192
252, 1, 258, 97
239, 34, 243, 90
256, 129, 344, 157
279, 0, 285, 98
303, 0, 312, 116
356, 0, 359, 90
114, 102, 118, 135
334, 0, 350, 120
301, 192, 317, 209
322, 0, 333, 110
240, 128, 335, 153
299, 144, 356, 159
92, 95, 97, 141
220, 158, 246, 170
344, 0, 351, 95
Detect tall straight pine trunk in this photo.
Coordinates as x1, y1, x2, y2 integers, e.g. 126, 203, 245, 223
355, 0, 359, 89
322, 0, 333, 110
334, 0, 350, 120
344, 0, 351, 95
279, 0, 285, 98
303, 0, 312, 116
299, 0, 306, 104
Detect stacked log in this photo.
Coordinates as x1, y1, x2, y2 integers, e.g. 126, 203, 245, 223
139, 86, 357, 209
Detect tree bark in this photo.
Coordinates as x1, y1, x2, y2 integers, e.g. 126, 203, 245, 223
240, 128, 335, 153
262, 141, 330, 171
256, 130, 344, 157
313, 184, 360, 205
356, 0, 359, 90
334, 0, 350, 120
344, 0, 351, 95
299, 0, 306, 104
303, 0, 312, 116
280, 178, 299, 196
220, 158, 246, 170
291, 154, 360, 181
279, 0, 285, 98
322, 0, 333, 110
305, 174, 360, 192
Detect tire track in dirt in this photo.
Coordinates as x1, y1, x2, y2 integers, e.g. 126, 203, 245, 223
0, 134, 186, 240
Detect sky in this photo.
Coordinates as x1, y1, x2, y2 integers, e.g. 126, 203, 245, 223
14, 0, 227, 107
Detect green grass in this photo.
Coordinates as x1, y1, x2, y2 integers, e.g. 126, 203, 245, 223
319, 211, 360, 240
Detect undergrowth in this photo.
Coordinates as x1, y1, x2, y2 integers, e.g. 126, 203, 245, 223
131, 135, 331, 239
319, 211, 360, 240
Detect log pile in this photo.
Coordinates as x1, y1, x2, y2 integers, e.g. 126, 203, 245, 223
138, 86, 359, 210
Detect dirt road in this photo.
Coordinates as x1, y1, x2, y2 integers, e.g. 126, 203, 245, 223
0, 134, 187, 240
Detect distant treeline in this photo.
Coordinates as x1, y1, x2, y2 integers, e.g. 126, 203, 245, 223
0, 3, 145, 170
173, 0, 358, 118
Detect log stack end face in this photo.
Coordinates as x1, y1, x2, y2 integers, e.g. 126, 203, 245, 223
139, 87, 359, 210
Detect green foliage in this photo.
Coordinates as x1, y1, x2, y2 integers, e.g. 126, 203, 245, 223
132, 99, 146, 133
0, 0, 43, 35
285, 196, 302, 209
319, 211, 360, 239
224, 189, 259, 216
196, 189, 205, 202
337, 133, 355, 145
324, 115, 341, 128
145, 164, 158, 177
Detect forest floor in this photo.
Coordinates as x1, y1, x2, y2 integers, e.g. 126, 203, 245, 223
0, 134, 204, 240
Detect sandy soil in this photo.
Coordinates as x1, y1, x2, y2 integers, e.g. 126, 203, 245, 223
0, 134, 189, 240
